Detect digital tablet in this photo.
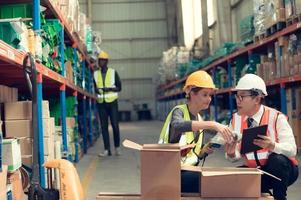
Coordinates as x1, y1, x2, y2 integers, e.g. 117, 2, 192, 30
240, 124, 268, 154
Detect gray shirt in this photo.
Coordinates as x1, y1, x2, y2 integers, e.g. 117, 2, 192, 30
168, 106, 201, 143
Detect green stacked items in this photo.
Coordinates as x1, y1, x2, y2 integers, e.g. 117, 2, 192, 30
0, 4, 32, 18
234, 57, 248, 85
49, 97, 77, 126
247, 53, 260, 74
215, 67, 228, 89
213, 42, 240, 60
85, 26, 93, 54
185, 59, 202, 75
176, 63, 188, 79
0, 22, 20, 48
65, 47, 74, 62
40, 19, 63, 73
239, 15, 255, 44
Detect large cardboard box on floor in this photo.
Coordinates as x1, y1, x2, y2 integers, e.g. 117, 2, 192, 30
182, 166, 262, 198
123, 140, 194, 200
4, 101, 50, 120
5, 117, 55, 138
96, 193, 274, 200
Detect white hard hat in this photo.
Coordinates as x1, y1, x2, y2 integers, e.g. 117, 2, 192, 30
233, 74, 268, 96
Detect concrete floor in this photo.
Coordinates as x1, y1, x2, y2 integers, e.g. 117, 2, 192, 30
76, 121, 301, 200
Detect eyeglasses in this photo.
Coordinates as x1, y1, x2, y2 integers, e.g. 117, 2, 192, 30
234, 94, 253, 101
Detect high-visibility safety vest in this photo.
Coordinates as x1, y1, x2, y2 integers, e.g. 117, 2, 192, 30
93, 68, 118, 103
232, 106, 298, 168
159, 104, 203, 166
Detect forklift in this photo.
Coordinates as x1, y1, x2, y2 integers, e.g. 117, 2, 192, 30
23, 53, 84, 200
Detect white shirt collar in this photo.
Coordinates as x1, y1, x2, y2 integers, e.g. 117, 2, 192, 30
249, 105, 264, 125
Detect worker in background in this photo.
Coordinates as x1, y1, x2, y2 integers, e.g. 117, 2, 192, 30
93, 51, 122, 157
159, 70, 233, 193
225, 74, 299, 200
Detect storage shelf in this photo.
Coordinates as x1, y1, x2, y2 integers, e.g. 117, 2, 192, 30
0, 40, 96, 99
0, 0, 92, 66
157, 74, 301, 100
157, 22, 301, 94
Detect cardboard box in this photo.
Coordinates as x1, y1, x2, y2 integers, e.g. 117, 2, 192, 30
123, 140, 193, 200
0, 165, 7, 200
19, 136, 54, 156
5, 118, 55, 138
2, 138, 22, 172
4, 101, 50, 120
7, 170, 25, 200
181, 166, 261, 198
66, 117, 76, 128
96, 193, 274, 200
22, 155, 52, 167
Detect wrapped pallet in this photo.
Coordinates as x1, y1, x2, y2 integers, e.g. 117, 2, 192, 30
265, 0, 285, 29
253, 0, 266, 36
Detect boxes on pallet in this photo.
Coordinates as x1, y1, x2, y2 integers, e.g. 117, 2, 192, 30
5, 117, 55, 138
65, 61, 73, 83
2, 138, 22, 172
4, 101, 50, 120
0, 85, 18, 103
285, 0, 296, 18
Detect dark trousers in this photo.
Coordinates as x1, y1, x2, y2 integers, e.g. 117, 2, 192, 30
181, 170, 199, 193
260, 153, 299, 200
97, 100, 120, 152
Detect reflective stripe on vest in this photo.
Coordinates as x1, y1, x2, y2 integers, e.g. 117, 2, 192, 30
93, 68, 118, 103
159, 104, 203, 166
232, 106, 298, 167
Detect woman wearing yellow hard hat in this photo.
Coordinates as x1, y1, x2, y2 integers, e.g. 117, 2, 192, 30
159, 70, 232, 193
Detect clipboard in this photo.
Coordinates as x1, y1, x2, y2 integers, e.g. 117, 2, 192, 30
240, 124, 268, 154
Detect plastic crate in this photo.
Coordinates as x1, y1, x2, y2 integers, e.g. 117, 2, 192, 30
0, 4, 32, 19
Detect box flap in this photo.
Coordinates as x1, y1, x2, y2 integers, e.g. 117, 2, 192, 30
257, 168, 281, 181
180, 143, 195, 150
142, 143, 179, 149
122, 139, 142, 150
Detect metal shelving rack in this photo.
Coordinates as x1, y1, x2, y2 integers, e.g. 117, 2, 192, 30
157, 21, 301, 120
0, 0, 100, 186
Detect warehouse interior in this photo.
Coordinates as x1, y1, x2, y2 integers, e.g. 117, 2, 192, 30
0, 0, 300, 199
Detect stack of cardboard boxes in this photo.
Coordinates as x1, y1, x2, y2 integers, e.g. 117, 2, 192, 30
286, 87, 301, 150
257, 35, 301, 82
4, 101, 56, 167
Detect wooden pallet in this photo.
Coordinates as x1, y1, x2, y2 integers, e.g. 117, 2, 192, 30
286, 13, 301, 26
265, 20, 286, 37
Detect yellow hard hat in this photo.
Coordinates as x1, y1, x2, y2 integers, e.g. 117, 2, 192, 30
98, 51, 109, 59
183, 70, 216, 91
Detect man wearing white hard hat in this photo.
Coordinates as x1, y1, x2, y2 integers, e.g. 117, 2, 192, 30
225, 74, 299, 200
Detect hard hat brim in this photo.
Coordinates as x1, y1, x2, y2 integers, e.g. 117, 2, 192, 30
231, 87, 267, 96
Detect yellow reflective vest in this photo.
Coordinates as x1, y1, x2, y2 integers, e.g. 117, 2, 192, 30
94, 68, 118, 103
159, 104, 204, 166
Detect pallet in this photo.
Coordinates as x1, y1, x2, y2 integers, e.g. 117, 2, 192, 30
254, 33, 265, 43
286, 13, 301, 26
265, 20, 286, 37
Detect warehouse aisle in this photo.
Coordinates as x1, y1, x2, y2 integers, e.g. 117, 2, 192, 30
76, 121, 301, 200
